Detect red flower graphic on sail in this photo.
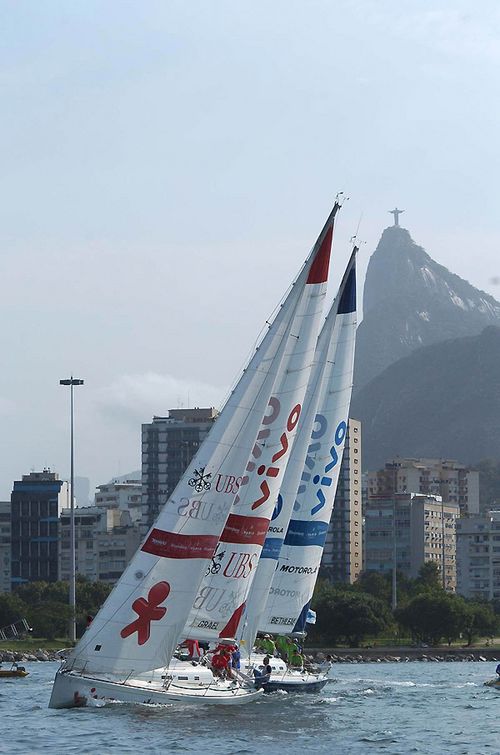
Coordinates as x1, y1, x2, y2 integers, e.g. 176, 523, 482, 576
120, 581, 170, 645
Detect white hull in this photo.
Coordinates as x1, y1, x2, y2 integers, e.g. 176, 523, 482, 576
244, 653, 330, 692
49, 667, 263, 708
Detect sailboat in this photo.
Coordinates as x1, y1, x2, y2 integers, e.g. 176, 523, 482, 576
246, 250, 358, 692
49, 201, 339, 709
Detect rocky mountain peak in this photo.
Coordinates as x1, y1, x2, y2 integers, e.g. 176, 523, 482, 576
354, 225, 500, 391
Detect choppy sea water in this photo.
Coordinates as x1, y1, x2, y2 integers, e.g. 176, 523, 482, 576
1, 661, 499, 754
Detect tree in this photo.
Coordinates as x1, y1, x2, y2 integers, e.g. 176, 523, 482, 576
395, 593, 467, 646
462, 602, 498, 646
0, 592, 29, 628
413, 561, 442, 595
354, 571, 392, 605
312, 588, 393, 646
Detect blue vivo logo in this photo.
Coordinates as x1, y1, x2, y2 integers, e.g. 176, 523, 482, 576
311, 420, 346, 515
293, 415, 347, 514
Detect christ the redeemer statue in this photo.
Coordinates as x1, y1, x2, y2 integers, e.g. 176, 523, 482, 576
389, 208, 404, 226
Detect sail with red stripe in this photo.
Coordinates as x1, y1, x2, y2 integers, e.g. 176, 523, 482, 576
184, 205, 339, 642
65, 201, 341, 676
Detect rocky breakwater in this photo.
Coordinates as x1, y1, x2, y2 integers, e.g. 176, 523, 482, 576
0, 648, 69, 663
313, 647, 500, 663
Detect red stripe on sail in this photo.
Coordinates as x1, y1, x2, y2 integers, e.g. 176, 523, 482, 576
142, 529, 218, 559
219, 514, 269, 546
306, 224, 333, 284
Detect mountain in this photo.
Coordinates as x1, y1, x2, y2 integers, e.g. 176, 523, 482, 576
354, 225, 500, 392
351, 326, 500, 470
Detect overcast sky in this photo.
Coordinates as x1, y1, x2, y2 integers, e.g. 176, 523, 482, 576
1, 0, 499, 500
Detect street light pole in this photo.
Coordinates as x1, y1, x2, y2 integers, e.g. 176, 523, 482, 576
60, 376, 84, 642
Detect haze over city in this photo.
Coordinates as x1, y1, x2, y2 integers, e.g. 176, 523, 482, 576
1, 0, 499, 498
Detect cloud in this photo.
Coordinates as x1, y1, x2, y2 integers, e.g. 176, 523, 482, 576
95, 372, 225, 427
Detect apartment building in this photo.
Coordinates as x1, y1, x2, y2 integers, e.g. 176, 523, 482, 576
10, 470, 68, 588
367, 458, 479, 516
321, 419, 363, 583
456, 511, 500, 600
364, 493, 460, 591
141, 407, 218, 529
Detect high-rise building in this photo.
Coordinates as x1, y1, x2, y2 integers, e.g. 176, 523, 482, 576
10, 470, 68, 589
94, 479, 142, 524
364, 493, 459, 591
59, 505, 142, 585
321, 419, 363, 583
141, 408, 218, 530
456, 511, 500, 600
0, 502, 11, 593
367, 458, 479, 516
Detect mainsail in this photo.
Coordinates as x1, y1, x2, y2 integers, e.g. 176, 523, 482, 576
66, 203, 340, 676
183, 207, 339, 642
259, 251, 357, 635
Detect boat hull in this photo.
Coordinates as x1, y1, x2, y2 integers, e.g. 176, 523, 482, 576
261, 676, 328, 693
0, 670, 29, 678
48, 668, 263, 708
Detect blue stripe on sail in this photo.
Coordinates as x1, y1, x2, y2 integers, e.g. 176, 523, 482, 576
261, 537, 283, 559
284, 520, 329, 547
337, 266, 356, 314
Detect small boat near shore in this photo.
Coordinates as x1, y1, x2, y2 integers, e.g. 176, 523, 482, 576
0, 663, 29, 679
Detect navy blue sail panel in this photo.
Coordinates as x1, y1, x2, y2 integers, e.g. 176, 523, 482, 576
261, 537, 283, 560
283, 519, 329, 548
293, 600, 311, 633
337, 265, 356, 314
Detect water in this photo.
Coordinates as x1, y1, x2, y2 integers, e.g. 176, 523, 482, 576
1, 661, 499, 754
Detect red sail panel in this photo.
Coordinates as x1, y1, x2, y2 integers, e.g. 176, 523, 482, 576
142, 529, 219, 559
219, 514, 270, 546
306, 225, 333, 284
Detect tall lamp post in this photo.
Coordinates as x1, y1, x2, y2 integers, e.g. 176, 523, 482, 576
60, 376, 84, 642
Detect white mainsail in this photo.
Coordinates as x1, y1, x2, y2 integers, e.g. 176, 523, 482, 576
259, 251, 357, 635
65, 204, 339, 676
183, 206, 339, 642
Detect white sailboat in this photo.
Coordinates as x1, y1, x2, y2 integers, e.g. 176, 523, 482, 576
248, 250, 358, 692
49, 202, 339, 709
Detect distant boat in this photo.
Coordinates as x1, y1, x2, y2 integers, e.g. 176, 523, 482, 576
0, 663, 29, 678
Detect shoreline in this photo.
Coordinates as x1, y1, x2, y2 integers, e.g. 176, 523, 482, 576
2, 646, 500, 664
310, 646, 500, 663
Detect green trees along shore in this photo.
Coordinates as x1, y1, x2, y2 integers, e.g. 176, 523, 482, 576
310, 563, 499, 648
0, 564, 498, 648
0, 576, 112, 641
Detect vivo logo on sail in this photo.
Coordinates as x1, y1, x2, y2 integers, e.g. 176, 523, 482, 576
236, 397, 301, 510
294, 414, 347, 515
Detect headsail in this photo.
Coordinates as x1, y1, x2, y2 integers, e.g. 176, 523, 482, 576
259, 250, 357, 635
66, 203, 340, 676
183, 205, 339, 642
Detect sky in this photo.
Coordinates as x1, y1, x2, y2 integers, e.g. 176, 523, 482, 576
1, 0, 499, 500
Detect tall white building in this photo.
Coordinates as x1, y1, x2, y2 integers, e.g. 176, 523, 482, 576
94, 479, 142, 524
456, 511, 500, 600
368, 458, 479, 516
321, 419, 363, 583
364, 493, 460, 591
